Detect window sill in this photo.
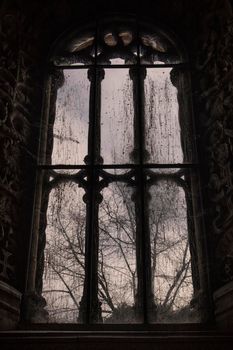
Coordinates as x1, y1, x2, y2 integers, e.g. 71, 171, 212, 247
1, 328, 233, 350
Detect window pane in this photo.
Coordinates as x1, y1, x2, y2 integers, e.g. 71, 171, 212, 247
144, 68, 184, 164
101, 69, 135, 164
48, 169, 82, 175
50, 69, 90, 165
42, 181, 86, 323
53, 53, 94, 66
147, 178, 199, 323
98, 182, 139, 323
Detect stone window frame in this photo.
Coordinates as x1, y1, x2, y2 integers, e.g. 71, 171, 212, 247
24, 15, 211, 327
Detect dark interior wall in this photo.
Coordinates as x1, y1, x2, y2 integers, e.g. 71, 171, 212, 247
0, 0, 233, 315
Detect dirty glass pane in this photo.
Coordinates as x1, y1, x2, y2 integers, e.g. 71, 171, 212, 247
147, 179, 199, 323
48, 169, 83, 175
100, 168, 135, 176
42, 181, 86, 323
98, 182, 139, 323
53, 52, 94, 66
144, 68, 183, 164
51, 69, 90, 165
101, 69, 135, 164
148, 168, 182, 175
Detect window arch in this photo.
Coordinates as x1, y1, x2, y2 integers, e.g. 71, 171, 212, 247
31, 16, 205, 325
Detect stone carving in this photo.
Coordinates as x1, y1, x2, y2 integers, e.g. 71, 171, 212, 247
194, 0, 233, 287
0, 12, 40, 287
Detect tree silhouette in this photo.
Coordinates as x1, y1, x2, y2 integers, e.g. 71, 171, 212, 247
42, 176, 197, 323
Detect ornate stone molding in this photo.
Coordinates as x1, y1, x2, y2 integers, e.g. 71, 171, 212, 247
193, 0, 233, 289
0, 7, 45, 328
0, 9, 43, 292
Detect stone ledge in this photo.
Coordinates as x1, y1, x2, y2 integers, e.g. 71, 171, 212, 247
0, 330, 233, 350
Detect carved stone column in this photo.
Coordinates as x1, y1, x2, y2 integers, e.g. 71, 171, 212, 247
192, 0, 233, 325
0, 9, 43, 327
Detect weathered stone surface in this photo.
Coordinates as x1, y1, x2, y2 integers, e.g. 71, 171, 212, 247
0, 7, 43, 293
0, 280, 21, 330
214, 280, 233, 328
192, 0, 233, 289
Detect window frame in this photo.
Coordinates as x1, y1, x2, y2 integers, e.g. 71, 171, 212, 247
26, 15, 211, 328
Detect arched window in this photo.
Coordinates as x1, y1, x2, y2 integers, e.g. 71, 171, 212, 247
30, 16, 205, 325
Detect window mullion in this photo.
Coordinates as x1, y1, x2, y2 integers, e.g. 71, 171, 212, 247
136, 17, 156, 321
129, 66, 141, 320
138, 67, 156, 324
79, 64, 104, 323
130, 59, 154, 323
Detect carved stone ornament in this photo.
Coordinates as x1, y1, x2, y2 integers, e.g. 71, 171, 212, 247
194, 0, 233, 288
0, 10, 41, 288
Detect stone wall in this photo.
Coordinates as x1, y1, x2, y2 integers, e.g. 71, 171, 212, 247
193, 0, 233, 288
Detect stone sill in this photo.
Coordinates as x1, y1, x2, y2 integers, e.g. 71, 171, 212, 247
1, 330, 233, 350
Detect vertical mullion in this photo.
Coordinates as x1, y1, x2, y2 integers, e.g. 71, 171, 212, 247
85, 65, 97, 324
87, 19, 100, 324
135, 18, 153, 324
80, 19, 103, 324
88, 65, 104, 324
130, 63, 144, 321
129, 18, 149, 323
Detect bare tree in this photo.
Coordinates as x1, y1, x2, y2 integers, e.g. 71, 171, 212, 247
42, 178, 196, 323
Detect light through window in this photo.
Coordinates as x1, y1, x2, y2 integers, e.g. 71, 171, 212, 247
36, 17, 201, 324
